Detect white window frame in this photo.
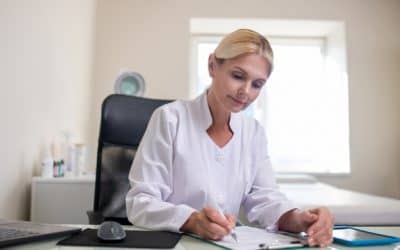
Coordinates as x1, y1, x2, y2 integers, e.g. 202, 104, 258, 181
189, 35, 221, 99
189, 18, 350, 175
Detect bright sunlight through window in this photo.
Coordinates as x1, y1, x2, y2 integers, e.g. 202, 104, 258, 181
190, 35, 350, 174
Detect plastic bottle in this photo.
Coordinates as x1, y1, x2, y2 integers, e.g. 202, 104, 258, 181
74, 143, 86, 176
60, 131, 75, 177
52, 139, 64, 177
53, 160, 59, 177
59, 159, 65, 177
41, 144, 54, 178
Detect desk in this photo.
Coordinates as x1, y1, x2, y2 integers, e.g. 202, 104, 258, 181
2, 226, 400, 250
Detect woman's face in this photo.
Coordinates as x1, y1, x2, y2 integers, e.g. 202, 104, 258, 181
208, 53, 269, 113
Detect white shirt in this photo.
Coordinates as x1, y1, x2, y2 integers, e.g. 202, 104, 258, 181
126, 92, 296, 232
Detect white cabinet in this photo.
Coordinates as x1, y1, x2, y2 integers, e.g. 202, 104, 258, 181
30, 176, 95, 224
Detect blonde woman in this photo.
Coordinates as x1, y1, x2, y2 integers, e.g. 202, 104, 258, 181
126, 29, 334, 247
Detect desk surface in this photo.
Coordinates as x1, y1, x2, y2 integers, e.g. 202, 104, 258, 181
2, 226, 400, 250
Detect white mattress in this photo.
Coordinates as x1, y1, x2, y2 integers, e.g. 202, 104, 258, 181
278, 178, 400, 225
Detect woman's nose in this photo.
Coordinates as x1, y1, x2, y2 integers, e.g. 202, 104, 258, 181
239, 82, 251, 95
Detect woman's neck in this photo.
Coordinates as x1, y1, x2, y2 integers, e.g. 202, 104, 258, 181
206, 90, 231, 132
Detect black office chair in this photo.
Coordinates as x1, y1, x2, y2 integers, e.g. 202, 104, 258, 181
87, 94, 172, 225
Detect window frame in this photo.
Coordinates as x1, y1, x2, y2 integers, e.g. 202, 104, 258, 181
189, 34, 350, 175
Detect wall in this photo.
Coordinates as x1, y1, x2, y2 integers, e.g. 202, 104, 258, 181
90, 0, 400, 199
0, 0, 96, 219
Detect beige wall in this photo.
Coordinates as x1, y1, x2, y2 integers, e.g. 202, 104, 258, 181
90, 0, 400, 198
0, 0, 96, 219
1, 0, 399, 220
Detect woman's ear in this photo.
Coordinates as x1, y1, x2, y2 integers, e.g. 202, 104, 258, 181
208, 53, 215, 77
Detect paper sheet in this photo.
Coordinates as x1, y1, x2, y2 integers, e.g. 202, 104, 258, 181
207, 226, 304, 250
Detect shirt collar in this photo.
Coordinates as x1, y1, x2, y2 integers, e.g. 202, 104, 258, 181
195, 91, 240, 134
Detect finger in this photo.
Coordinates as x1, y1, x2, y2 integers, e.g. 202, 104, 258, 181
302, 210, 318, 224
297, 210, 318, 232
210, 221, 231, 238
326, 237, 334, 246
308, 221, 331, 239
203, 207, 230, 230
307, 233, 331, 247
310, 234, 333, 248
314, 223, 333, 239
225, 214, 237, 230
225, 214, 236, 223
307, 237, 317, 247
196, 212, 229, 240
307, 210, 333, 236
307, 208, 333, 247
204, 222, 231, 240
320, 236, 333, 247
308, 224, 333, 246
310, 232, 332, 247
308, 207, 321, 214
308, 206, 332, 220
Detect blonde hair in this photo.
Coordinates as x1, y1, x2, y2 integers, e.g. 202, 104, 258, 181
214, 29, 274, 76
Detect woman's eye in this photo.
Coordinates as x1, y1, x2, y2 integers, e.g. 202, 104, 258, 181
252, 82, 264, 89
232, 73, 244, 80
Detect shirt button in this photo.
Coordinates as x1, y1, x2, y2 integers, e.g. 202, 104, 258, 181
216, 153, 224, 162
217, 194, 224, 204
216, 193, 225, 209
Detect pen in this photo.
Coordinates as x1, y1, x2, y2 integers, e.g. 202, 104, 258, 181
258, 241, 304, 249
276, 230, 308, 241
207, 195, 238, 242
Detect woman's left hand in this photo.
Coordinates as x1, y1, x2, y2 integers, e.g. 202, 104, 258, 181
278, 207, 334, 247
302, 207, 334, 247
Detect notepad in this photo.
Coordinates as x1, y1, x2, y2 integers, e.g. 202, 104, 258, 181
189, 226, 305, 250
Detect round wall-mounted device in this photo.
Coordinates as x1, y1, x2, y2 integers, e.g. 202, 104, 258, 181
114, 71, 145, 96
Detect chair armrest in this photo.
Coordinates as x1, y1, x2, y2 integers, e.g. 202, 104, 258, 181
87, 210, 104, 225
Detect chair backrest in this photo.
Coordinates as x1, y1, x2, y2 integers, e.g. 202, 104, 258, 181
88, 94, 172, 225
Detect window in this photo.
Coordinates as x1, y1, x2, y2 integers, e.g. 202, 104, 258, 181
190, 31, 349, 174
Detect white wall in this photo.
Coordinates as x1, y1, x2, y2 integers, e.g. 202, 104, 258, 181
90, 0, 400, 198
0, 0, 96, 219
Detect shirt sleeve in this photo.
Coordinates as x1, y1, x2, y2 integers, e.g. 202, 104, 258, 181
241, 123, 298, 230
125, 106, 196, 232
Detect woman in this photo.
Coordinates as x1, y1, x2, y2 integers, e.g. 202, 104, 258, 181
126, 29, 333, 247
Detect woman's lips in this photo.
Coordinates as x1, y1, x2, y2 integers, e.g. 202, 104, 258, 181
229, 96, 247, 105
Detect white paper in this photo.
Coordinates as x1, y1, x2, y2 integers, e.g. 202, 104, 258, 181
208, 226, 304, 250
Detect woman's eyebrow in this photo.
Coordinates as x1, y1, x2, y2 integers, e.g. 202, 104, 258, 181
232, 66, 247, 74
233, 66, 266, 82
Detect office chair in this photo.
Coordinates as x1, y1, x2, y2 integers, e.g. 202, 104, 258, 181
87, 94, 172, 225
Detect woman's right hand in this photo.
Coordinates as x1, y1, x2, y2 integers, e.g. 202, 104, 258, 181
180, 207, 236, 240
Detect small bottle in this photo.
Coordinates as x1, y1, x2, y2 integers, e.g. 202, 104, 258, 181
53, 160, 59, 177
65, 144, 74, 177
74, 143, 87, 176
64, 132, 75, 177
52, 139, 65, 177
41, 144, 53, 178
59, 159, 65, 177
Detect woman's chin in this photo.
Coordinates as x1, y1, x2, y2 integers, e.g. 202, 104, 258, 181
225, 101, 247, 113
230, 105, 246, 113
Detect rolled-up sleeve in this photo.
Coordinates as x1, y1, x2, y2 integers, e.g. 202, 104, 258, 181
125, 107, 196, 232
242, 124, 297, 230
